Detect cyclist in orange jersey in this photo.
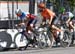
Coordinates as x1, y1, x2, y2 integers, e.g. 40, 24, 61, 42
38, 3, 62, 32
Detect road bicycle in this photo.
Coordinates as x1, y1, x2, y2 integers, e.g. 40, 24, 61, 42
57, 22, 72, 47
34, 24, 54, 49
14, 23, 50, 50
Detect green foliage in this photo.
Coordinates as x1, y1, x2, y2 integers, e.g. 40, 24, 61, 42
67, 0, 75, 10
68, 0, 75, 6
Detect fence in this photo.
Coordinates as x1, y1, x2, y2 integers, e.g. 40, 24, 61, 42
0, 1, 29, 20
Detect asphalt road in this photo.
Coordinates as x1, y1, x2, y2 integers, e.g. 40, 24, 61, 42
0, 47, 75, 54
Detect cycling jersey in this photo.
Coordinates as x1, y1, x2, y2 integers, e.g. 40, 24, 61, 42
40, 8, 58, 25
66, 12, 74, 18
19, 12, 26, 19
60, 13, 68, 21
27, 14, 36, 19
41, 8, 55, 19
27, 14, 37, 26
60, 12, 74, 22
17, 12, 29, 20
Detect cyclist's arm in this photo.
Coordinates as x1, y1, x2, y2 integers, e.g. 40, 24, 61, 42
69, 21, 74, 29
66, 17, 71, 23
41, 18, 46, 25
46, 9, 55, 25
49, 16, 53, 25
66, 12, 74, 23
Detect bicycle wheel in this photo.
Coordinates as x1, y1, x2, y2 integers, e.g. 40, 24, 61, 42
37, 32, 48, 49
60, 30, 72, 47
37, 30, 53, 49
47, 31, 54, 48
14, 32, 28, 50
0, 31, 12, 51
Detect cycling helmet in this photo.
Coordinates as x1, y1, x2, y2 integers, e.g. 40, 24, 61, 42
38, 3, 45, 8
59, 7, 65, 13
15, 9, 22, 15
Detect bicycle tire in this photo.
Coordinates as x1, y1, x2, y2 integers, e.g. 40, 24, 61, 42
47, 31, 54, 48
0, 31, 12, 51
60, 31, 72, 47
37, 30, 54, 49
37, 32, 48, 49
14, 32, 28, 50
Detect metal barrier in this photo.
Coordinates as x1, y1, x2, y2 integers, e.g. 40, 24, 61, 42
0, 20, 20, 29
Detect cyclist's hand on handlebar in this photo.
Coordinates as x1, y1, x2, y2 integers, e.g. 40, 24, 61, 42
15, 23, 21, 27
41, 22, 45, 26
42, 22, 45, 25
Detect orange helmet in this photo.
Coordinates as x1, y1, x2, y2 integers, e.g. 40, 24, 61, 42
38, 3, 45, 8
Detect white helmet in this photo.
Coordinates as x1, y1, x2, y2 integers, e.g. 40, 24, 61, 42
15, 9, 22, 14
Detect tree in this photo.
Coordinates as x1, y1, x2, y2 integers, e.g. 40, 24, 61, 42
68, 0, 75, 10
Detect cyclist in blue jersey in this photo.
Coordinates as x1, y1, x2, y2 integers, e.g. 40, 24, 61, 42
15, 9, 29, 23
15, 9, 38, 48
15, 9, 38, 32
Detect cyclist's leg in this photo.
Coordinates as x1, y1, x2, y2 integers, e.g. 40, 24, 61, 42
26, 19, 34, 32
33, 18, 38, 27
69, 21, 75, 46
50, 16, 62, 45
51, 16, 62, 32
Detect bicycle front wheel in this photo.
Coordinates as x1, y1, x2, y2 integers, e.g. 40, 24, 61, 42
37, 31, 54, 49
47, 31, 54, 48
60, 30, 72, 47
37, 32, 48, 49
14, 32, 28, 49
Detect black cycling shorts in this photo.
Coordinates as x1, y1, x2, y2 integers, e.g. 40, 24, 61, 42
42, 16, 58, 25
51, 16, 58, 25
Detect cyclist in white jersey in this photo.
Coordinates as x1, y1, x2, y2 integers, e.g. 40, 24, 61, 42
59, 7, 74, 27
66, 11, 74, 24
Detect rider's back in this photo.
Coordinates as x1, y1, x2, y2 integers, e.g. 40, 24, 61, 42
41, 8, 55, 19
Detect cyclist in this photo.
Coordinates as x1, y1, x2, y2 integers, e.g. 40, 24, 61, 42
59, 7, 74, 30
15, 9, 37, 32
37, 3, 63, 44
59, 7, 75, 46
38, 3, 62, 32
